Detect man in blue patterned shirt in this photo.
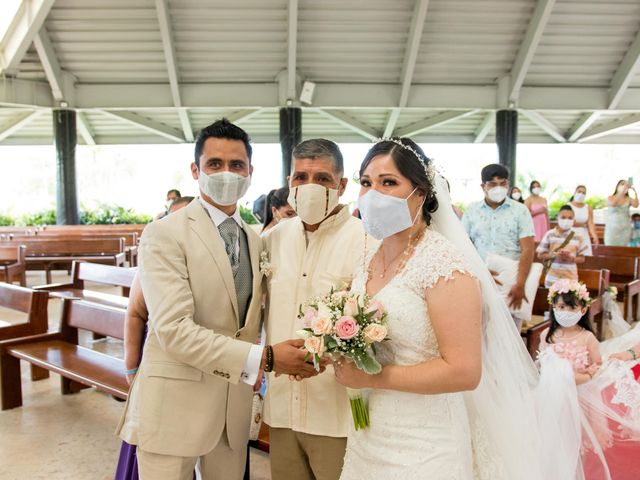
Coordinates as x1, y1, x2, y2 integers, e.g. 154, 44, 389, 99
462, 164, 535, 311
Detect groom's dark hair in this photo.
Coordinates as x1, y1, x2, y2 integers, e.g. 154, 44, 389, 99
194, 118, 252, 167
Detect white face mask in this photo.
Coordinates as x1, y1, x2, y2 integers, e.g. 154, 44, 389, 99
573, 193, 586, 203
165, 200, 173, 210
288, 183, 340, 225
358, 188, 421, 240
531, 187, 541, 196
487, 186, 508, 203
618, 185, 627, 193
511, 192, 522, 201
198, 171, 251, 206
554, 309, 583, 328
558, 219, 574, 231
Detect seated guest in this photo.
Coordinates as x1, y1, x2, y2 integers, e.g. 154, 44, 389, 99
261, 187, 296, 233
168, 195, 194, 214
154, 188, 182, 220
462, 164, 534, 319
536, 205, 587, 287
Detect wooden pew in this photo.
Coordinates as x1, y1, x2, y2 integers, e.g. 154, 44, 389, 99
0, 298, 128, 410
35, 261, 135, 304
0, 245, 27, 286
0, 238, 126, 283
9, 232, 139, 267
592, 245, 640, 258
583, 255, 640, 322
0, 283, 50, 381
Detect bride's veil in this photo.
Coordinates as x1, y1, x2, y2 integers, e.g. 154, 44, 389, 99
430, 175, 543, 479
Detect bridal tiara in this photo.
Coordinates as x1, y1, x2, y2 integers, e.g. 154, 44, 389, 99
374, 137, 436, 183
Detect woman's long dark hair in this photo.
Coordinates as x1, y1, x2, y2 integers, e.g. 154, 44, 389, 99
612, 179, 629, 197
359, 138, 438, 225
510, 187, 524, 203
545, 291, 595, 343
262, 187, 290, 230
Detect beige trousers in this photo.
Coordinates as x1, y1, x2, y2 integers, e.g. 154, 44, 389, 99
269, 427, 347, 480
137, 432, 246, 480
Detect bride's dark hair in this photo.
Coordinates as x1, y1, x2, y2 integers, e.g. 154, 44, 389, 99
359, 137, 439, 225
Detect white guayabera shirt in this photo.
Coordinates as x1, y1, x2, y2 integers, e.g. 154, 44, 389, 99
263, 206, 369, 437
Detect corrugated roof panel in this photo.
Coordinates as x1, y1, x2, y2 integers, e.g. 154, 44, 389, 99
526, 0, 640, 87
414, 0, 534, 84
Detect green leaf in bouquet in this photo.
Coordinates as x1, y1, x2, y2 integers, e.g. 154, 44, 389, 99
304, 352, 311, 362
324, 335, 338, 351
354, 352, 382, 375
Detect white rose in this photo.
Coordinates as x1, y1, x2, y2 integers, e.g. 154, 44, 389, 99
363, 324, 388, 344
304, 335, 326, 355
312, 316, 334, 335
317, 301, 332, 319
343, 297, 359, 317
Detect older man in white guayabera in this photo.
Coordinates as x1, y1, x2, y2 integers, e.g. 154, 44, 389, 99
263, 139, 370, 480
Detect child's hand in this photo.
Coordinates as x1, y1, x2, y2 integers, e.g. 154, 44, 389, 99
587, 364, 599, 377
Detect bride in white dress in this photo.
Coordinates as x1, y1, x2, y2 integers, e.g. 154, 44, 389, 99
335, 138, 543, 479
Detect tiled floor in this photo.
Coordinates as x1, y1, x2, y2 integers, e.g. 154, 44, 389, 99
0, 271, 271, 480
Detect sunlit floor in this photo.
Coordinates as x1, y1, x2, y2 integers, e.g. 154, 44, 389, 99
0, 271, 270, 480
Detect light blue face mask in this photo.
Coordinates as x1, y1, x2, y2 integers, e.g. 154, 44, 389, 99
357, 187, 421, 240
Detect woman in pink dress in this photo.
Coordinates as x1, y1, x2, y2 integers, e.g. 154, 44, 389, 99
525, 180, 549, 242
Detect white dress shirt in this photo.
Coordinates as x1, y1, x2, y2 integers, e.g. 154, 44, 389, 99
199, 198, 262, 386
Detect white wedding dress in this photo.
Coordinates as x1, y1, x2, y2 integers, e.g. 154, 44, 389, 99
341, 229, 490, 479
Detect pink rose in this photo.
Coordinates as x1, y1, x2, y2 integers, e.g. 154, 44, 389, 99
343, 298, 359, 317
332, 290, 348, 301
302, 308, 317, 328
312, 316, 334, 335
363, 324, 387, 344
365, 300, 385, 321
335, 316, 359, 340
304, 335, 325, 355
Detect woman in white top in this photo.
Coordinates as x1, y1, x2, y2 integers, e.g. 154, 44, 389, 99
569, 185, 599, 255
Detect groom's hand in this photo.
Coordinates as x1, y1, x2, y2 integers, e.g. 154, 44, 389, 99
268, 339, 319, 378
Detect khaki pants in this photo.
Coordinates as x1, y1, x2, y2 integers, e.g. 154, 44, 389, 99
269, 427, 347, 480
137, 432, 246, 480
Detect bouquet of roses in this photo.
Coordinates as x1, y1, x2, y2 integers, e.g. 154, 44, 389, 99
296, 287, 389, 430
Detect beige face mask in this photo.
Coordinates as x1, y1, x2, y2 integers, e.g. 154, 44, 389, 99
288, 183, 340, 225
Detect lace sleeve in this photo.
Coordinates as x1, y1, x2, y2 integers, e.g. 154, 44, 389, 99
402, 230, 474, 295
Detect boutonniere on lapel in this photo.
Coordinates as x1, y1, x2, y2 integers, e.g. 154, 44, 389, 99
259, 251, 273, 277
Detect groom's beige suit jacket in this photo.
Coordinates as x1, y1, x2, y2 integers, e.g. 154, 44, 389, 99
117, 199, 263, 457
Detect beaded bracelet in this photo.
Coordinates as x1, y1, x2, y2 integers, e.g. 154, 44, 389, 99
628, 348, 638, 361
125, 367, 139, 375
264, 345, 274, 373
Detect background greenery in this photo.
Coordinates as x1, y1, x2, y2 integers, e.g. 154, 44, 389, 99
0, 205, 152, 226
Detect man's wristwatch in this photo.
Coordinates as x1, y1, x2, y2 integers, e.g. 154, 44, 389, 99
264, 345, 274, 373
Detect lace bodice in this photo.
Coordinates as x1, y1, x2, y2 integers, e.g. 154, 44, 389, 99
352, 229, 472, 367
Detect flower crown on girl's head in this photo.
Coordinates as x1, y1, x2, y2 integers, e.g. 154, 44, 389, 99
547, 279, 592, 306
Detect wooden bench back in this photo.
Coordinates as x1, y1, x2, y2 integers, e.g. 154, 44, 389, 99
71, 261, 136, 289
0, 238, 125, 256
31, 232, 138, 247
0, 283, 49, 340
592, 245, 640, 258
577, 268, 610, 295
62, 299, 125, 340
583, 255, 639, 281
0, 245, 25, 264
44, 224, 146, 236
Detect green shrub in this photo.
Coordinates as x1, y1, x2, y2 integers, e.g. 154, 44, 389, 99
239, 205, 258, 225
0, 206, 152, 226
0, 214, 13, 226
548, 194, 607, 220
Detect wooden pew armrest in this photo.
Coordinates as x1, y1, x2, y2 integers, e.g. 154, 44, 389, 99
33, 282, 74, 291
625, 279, 640, 295
0, 332, 63, 350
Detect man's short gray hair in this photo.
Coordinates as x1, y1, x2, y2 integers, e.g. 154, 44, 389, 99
292, 138, 344, 176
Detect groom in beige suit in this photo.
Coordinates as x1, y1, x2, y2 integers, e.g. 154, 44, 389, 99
118, 119, 318, 480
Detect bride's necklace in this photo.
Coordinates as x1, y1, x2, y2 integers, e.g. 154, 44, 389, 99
367, 226, 425, 281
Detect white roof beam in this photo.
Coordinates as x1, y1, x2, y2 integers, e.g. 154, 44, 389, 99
0, 110, 44, 142
76, 111, 95, 145
473, 111, 495, 143
509, 0, 556, 104
286, 0, 299, 102
33, 26, 66, 102
396, 110, 480, 137
155, 0, 193, 142
567, 112, 600, 142
520, 110, 566, 142
97, 110, 185, 143
608, 29, 640, 109
0, 0, 55, 75
383, 0, 430, 137
315, 109, 378, 141
578, 114, 640, 143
